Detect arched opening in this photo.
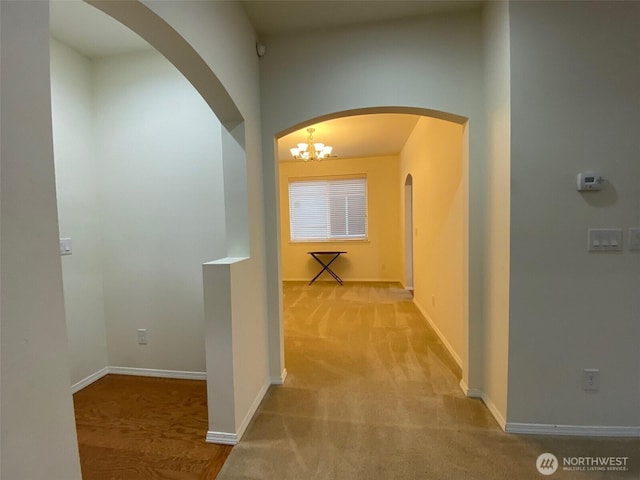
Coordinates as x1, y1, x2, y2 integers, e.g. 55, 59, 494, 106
274, 105, 469, 391
52, 0, 251, 454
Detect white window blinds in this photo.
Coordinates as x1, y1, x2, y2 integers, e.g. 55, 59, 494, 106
288, 177, 368, 242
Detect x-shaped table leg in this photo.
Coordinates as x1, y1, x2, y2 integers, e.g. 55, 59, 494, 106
308, 252, 344, 285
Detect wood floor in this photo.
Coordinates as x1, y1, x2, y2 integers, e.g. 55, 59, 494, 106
73, 374, 231, 480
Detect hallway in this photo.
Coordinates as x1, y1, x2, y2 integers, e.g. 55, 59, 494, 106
218, 282, 638, 479
217, 282, 634, 479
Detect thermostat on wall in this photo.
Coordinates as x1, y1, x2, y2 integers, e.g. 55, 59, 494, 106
576, 172, 604, 191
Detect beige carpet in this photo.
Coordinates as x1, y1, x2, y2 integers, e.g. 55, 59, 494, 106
217, 282, 638, 479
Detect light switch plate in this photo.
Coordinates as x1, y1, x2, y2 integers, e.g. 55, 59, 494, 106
587, 229, 622, 252
59, 238, 72, 256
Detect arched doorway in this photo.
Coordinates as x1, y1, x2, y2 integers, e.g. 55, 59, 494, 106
273, 107, 469, 388
69, 1, 252, 444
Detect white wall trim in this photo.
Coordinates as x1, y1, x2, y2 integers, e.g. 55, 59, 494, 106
480, 394, 506, 431
413, 300, 462, 369
506, 423, 640, 438
459, 379, 507, 431
236, 380, 270, 442
107, 366, 207, 380
71, 367, 110, 394
206, 379, 270, 446
205, 431, 238, 445
73, 366, 273, 445
271, 368, 288, 385
462, 376, 640, 438
71, 366, 207, 394
459, 378, 479, 397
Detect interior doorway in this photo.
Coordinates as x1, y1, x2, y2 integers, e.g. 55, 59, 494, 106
51, 0, 251, 447
274, 107, 469, 388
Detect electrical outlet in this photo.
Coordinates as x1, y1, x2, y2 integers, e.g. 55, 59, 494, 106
137, 328, 148, 345
582, 369, 599, 392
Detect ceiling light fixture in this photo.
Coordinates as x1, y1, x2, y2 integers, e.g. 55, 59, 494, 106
290, 128, 333, 161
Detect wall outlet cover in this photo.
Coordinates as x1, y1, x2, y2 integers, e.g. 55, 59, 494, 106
582, 369, 599, 392
137, 328, 148, 345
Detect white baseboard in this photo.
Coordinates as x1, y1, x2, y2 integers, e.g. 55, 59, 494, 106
73, 365, 272, 446
459, 378, 479, 397
206, 431, 237, 445
413, 300, 462, 369
236, 380, 270, 441
270, 368, 288, 385
484, 398, 507, 431
460, 379, 639, 438
459, 379, 507, 431
72, 366, 206, 394
71, 367, 110, 393
206, 380, 270, 446
76, 365, 271, 445
506, 423, 640, 437
108, 366, 206, 380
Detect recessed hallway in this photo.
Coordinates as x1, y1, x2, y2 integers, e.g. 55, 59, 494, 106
218, 282, 639, 479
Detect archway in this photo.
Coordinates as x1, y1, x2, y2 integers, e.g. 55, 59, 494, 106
79, 0, 251, 444
273, 106, 469, 389
87, 0, 249, 258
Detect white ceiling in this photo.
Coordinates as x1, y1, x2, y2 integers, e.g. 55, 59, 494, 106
50, 1, 483, 57
48, 1, 471, 160
49, 0, 151, 58
278, 114, 420, 161
240, 0, 482, 37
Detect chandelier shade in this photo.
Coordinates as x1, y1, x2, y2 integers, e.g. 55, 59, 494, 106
290, 128, 333, 161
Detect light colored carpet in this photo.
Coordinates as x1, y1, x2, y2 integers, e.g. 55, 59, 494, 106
217, 282, 638, 479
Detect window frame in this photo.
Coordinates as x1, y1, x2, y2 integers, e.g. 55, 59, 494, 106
287, 175, 368, 243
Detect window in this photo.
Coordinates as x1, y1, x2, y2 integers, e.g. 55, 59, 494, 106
288, 177, 368, 242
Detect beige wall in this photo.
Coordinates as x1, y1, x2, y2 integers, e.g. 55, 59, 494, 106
260, 10, 486, 397
2, 0, 270, 468
93, 49, 226, 373
480, 0, 511, 427
1, 3, 83, 478
51, 41, 229, 381
120, 0, 272, 437
279, 155, 402, 282
507, 1, 640, 428
400, 117, 466, 366
50, 38, 109, 386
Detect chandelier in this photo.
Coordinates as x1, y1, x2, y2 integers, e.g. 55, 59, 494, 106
290, 128, 333, 161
